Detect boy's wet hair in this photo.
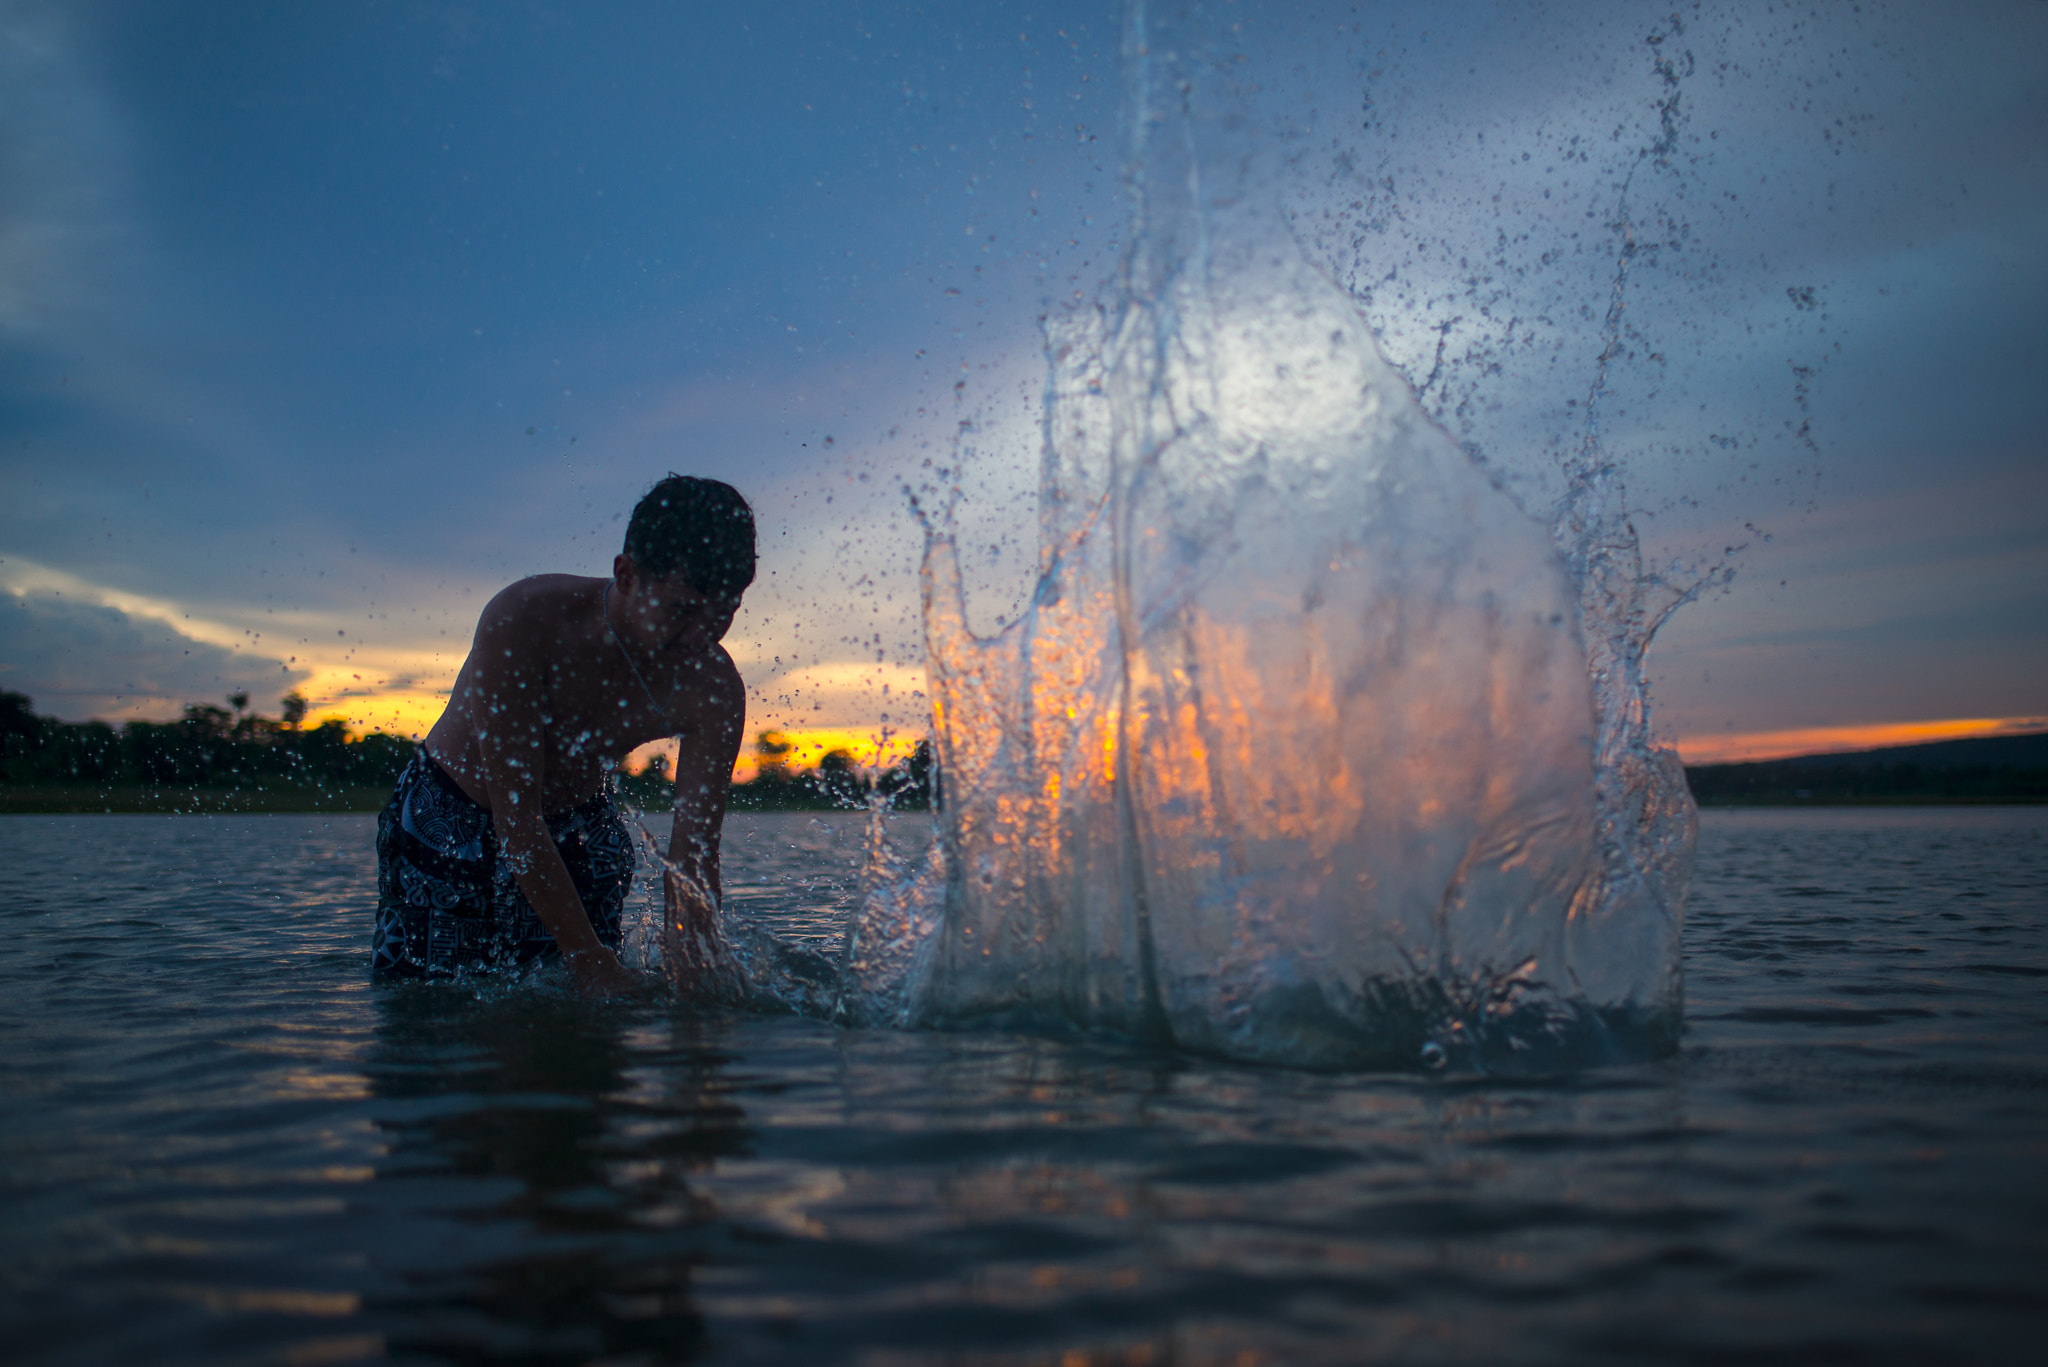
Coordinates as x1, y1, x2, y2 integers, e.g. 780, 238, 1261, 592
624, 475, 757, 599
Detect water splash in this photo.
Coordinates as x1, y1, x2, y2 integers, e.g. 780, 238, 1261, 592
833, 4, 1696, 1070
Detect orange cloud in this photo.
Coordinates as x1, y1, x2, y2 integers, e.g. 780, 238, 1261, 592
745, 660, 928, 731
293, 650, 462, 739
303, 688, 453, 741
1677, 716, 2048, 766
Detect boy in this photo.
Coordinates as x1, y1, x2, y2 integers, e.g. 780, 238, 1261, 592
372, 474, 753, 996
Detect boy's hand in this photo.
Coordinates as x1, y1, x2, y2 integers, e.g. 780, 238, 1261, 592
567, 944, 641, 998
662, 865, 733, 998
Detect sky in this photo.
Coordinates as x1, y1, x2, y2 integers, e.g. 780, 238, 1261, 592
1, 0, 2043, 769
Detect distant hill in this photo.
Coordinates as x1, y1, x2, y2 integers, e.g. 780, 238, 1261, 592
1762, 731, 2048, 772
1685, 732, 2048, 806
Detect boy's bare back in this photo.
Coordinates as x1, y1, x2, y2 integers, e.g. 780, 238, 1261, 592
425, 571, 743, 818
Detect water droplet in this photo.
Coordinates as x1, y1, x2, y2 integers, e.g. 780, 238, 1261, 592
1419, 1041, 1447, 1070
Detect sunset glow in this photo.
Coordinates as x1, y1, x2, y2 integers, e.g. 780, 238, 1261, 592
268, 643, 2048, 778
304, 685, 457, 742
628, 727, 927, 784
1677, 717, 2048, 766
19, 542, 2041, 784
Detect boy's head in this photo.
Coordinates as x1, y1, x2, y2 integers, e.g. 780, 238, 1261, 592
623, 475, 756, 601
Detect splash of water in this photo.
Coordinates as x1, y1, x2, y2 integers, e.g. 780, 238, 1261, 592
832, 4, 1696, 1070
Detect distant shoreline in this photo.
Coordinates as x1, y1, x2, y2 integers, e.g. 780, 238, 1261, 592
5, 734, 2043, 815
1682, 732, 2048, 808
2, 692, 929, 816
1690, 794, 2047, 808
0, 783, 880, 816
0, 784, 395, 814
1, 785, 2041, 815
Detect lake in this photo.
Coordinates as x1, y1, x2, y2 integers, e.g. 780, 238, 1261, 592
2, 806, 2043, 1364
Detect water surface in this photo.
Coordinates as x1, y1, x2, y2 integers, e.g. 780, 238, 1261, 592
2, 807, 2043, 1364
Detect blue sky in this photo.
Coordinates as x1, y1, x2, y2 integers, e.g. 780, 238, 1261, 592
2, 0, 2043, 762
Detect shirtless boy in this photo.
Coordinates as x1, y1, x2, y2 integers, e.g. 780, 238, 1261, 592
371, 475, 753, 996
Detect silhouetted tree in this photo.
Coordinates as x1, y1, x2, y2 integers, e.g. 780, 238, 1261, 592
876, 738, 937, 811
299, 717, 351, 778
0, 691, 37, 740
348, 731, 415, 785
0, 691, 417, 795
1, 691, 44, 781
812, 747, 866, 806
753, 730, 793, 780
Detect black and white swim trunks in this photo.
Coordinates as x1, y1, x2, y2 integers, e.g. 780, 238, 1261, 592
372, 751, 635, 979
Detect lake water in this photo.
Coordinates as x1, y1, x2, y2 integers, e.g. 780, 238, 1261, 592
2, 806, 2043, 1365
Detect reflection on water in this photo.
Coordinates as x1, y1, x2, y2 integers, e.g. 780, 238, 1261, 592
2, 810, 2046, 1365
364, 989, 745, 1362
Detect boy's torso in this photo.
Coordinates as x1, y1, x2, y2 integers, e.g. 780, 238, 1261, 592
424, 574, 740, 814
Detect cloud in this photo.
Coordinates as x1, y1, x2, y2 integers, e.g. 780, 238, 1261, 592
0, 589, 304, 723
747, 659, 929, 732
3, 0, 2041, 754
0, 1, 132, 339
1647, 463, 2048, 737
1276, 1, 2048, 532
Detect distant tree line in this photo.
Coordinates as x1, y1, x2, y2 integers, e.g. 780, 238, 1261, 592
1686, 755, 2048, 806
617, 729, 938, 813
0, 690, 413, 791
25, 685, 2040, 813
4, 690, 941, 812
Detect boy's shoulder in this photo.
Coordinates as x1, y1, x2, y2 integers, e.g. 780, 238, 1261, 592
473, 575, 603, 660
480, 574, 598, 624
702, 642, 744, 701
486, 572, 594, 607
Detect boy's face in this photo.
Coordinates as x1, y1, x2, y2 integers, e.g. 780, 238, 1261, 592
613, 558, 740, 653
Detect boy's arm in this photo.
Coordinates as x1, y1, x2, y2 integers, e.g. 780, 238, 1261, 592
663, 661, 745, 994
469, 595, 636, 995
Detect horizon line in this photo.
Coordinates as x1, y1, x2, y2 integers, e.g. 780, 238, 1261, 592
1675, 716, 2048, 767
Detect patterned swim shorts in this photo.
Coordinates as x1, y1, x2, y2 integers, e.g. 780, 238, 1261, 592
371, 751, 636, 978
